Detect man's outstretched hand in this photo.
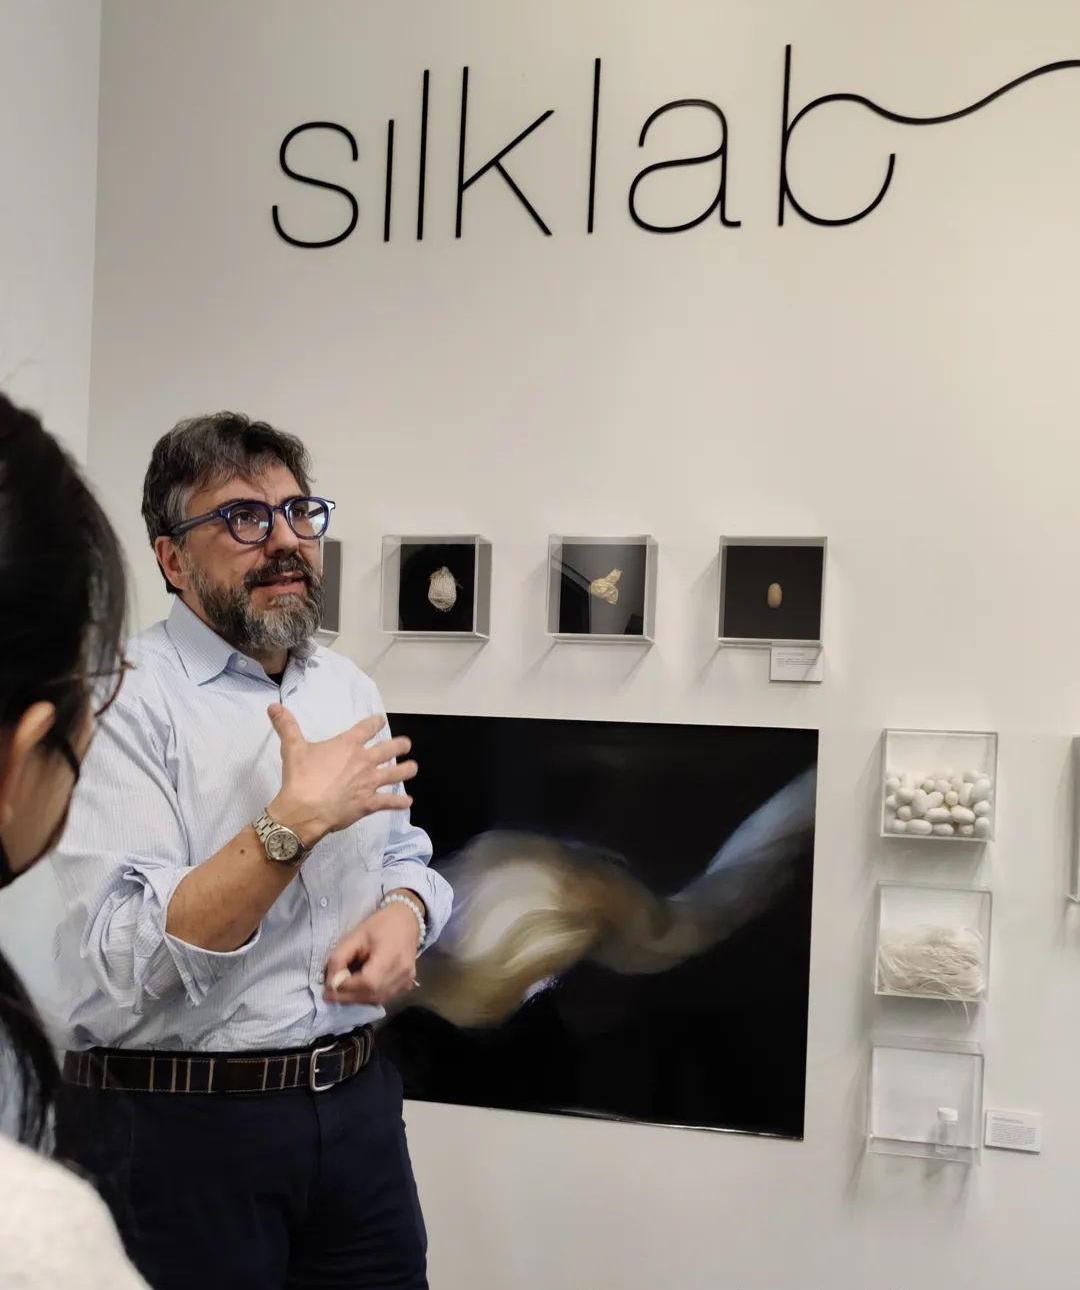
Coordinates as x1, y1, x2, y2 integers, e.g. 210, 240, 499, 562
267, 707, 418, 848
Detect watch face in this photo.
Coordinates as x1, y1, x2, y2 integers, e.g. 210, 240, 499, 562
266, 827, 301, 863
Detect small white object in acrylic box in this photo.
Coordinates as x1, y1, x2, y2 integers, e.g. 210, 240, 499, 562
868, 1035, 984, 1166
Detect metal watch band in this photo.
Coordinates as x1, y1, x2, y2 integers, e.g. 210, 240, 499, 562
253, 811, 309, 868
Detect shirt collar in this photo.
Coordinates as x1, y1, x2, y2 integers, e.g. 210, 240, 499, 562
165, 598, 316, 686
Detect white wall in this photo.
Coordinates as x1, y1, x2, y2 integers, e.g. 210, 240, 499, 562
87, 2, 1080, 1287
0, 0, 101, 458
0, 0, 102, 1022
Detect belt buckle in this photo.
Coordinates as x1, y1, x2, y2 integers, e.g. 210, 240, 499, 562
309, 1041, 337, 1093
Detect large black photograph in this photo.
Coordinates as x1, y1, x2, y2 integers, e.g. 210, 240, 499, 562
381, 714, 817, 1137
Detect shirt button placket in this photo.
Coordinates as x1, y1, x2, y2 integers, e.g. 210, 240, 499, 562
312, 889, 332, 998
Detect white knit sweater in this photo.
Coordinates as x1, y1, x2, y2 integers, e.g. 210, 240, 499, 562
0, 1134, 148, 1289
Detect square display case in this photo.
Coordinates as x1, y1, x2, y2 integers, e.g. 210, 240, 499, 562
868, 1036, 984, 1165
717, 536, 826, 647
881, 728, 997, 843
547, 535, 656, 643
875, 882, 991, 1003
313, 537, 342, 645
381, 535, 491, 639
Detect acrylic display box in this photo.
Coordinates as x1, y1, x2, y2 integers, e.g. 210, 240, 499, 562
717, 536, 826, 647
881, 728, 998, 842
868, 1035, 984, 1166
1071, 737, 1080, 902
875, 882, 992, 1004
380, 535, 492, 639
547, 535, 657, 643
313, 537, 341, 646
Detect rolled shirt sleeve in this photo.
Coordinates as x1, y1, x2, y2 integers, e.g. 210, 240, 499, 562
365, 686, 453, 949
52, 685, 261, 1013
379, 800, 454, 949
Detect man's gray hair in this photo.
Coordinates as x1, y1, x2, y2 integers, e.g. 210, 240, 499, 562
142, 412, 313, 594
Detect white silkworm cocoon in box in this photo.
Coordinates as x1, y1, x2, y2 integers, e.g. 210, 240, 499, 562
883, 761, 994, 842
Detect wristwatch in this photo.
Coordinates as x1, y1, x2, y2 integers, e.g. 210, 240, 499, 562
252, 811, 310, 868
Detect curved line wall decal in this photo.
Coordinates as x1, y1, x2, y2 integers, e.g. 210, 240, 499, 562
779, 45, 1080, 227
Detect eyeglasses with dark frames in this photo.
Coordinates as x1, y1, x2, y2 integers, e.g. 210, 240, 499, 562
169, 497, 336, 546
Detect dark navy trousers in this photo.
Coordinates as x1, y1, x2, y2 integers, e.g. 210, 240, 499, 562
55, 1051, 428, 1290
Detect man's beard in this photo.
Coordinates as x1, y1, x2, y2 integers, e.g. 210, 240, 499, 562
185, 552, 324, 656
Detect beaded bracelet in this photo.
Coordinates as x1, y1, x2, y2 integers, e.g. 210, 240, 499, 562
380, 891, 427, 950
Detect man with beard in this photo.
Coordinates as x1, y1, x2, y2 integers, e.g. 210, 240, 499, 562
50, 413, 451, 1290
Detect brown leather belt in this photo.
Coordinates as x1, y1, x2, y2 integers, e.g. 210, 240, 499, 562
62, 1025, 375, 1095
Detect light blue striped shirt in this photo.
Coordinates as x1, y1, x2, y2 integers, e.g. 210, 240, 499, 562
51, 598, 452, 1053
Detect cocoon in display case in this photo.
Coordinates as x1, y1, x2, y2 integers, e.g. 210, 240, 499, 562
547, 534, 657, 643
717, 536, 826, 647
881, 728, 997, 843
381, 535, 492, 640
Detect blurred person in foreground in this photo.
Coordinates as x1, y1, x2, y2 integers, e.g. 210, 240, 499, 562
0, 391, 147, 1288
